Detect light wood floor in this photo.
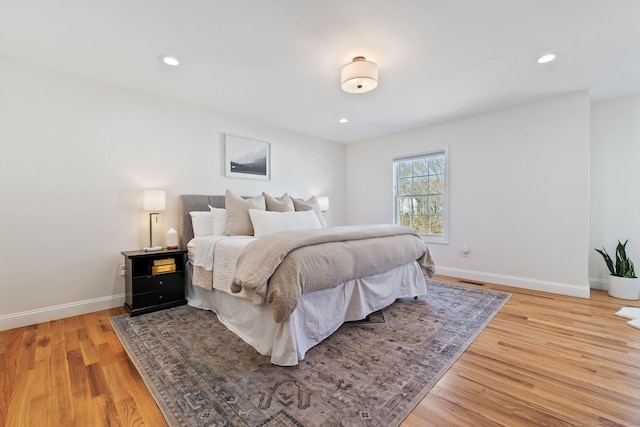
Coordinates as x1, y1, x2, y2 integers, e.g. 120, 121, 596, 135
1, 276, 639, 426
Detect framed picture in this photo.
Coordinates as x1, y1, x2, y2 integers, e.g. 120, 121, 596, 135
224, 134, 270, 180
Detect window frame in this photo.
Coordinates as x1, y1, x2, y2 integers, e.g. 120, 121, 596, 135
393, 147, 450, 245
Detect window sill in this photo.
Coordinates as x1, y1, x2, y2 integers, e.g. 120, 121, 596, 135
421, 235, 449, 245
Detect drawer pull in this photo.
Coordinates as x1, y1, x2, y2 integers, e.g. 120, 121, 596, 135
159, 295, 163, 299
158, 280, 163, 285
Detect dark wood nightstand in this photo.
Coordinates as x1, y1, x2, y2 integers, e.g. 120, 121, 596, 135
121, 248, 187, 316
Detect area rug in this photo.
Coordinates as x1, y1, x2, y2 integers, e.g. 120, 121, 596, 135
111, 280, 510, 426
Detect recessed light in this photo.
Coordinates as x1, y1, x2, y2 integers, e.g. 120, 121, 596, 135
160, 55, 180, 66
537, 53, 557, 64
339, 118, 348, 124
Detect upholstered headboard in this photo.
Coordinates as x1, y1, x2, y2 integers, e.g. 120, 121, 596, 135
178, 195, 226, 248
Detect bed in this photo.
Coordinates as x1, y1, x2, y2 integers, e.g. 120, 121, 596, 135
178, 193, 435, 366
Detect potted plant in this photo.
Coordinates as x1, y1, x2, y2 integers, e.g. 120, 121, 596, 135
595, 240, 640, 300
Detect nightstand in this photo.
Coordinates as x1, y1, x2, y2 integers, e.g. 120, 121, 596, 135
121, 248, 188, 316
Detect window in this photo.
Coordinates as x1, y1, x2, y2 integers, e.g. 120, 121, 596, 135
393, 150, 448, 243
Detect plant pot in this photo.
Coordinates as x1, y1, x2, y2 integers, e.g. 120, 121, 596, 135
608, 275, 640, 300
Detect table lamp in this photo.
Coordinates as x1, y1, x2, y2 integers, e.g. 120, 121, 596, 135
143, 189, 165, 251
317, 196, 330, 212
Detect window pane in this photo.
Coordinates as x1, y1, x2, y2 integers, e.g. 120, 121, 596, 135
414, 196, 428, 215
413, 176, 429, 195
399, 215, 411, 227
428, 195, 443, 215
398, 197, 413, 215
428, 175, 444, 194
428, 216, 443, 234
428, 157, 445, 175
413, 158, 428, 176
398, 161, 412, 178
411, 215, 427, 234
398, 177, 412, 196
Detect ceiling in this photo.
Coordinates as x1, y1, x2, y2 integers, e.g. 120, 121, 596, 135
1, 0, 639, 144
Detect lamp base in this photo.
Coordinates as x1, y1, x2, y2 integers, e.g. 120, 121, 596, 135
144, 246, 163, 252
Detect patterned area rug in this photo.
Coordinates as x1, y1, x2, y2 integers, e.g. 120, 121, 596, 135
111, 280, 510, 426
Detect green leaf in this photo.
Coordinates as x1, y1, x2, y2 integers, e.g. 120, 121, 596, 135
595, 247, 615, 275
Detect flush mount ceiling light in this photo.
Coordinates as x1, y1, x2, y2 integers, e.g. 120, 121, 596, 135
339, 118, 348, 123
160, 55, 180, 66
537, 53, 557, 64
341, 56, 378, 93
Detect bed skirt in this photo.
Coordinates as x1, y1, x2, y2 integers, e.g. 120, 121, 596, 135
186, 261, 426, 366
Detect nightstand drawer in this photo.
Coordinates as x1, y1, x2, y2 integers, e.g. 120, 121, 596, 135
133, 272, 184, 294
134, 288, 185, 309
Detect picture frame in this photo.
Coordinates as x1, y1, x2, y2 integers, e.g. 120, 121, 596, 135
224, 134, 270, 180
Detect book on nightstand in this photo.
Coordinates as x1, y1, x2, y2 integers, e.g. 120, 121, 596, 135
151, 264, 176, 275
151, 258, 176, 274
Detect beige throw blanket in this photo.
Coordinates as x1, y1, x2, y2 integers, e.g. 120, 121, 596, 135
231, 225, 435, 323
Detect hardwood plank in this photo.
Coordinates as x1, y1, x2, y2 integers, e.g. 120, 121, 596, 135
5, 370, 33, 427
34, 321, 52, 363
87, 363, 111, 398
29, 357, 52, 424
114, 397, 146, 427
0, 329, 22, 426
102, 362, 167, 426
50, 320, 75, 425
1, 277, 639, 426
19, 326, 37, 373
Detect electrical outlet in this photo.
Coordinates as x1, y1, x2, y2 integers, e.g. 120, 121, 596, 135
460, 246, 470, 257
119, 264, 126, 276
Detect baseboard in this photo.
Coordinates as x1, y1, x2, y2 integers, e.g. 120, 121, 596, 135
436, 267, 591, 299
0, 293, 126, 331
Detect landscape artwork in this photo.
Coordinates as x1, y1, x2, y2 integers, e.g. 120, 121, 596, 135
224, 134, 270, 180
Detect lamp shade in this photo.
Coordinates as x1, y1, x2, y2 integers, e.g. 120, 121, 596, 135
142, 190, 166, 211
341, 56, 378, 94
317, 196, 330, 212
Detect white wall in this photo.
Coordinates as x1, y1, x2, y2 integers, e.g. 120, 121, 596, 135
346, 92, 591, 297
0, 56, 345, 330
590, 94, 640, 290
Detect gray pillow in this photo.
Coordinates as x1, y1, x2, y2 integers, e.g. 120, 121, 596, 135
263, 192, 295, 212
225, 189, 266, 235
292, 195, 327, 227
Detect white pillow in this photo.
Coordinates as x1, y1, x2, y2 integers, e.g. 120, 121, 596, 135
249, 209, 321, 237
209, 207, 227, 235
190, 211, 214, 237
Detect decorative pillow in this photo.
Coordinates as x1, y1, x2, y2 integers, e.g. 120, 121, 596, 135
224, 189, 266, 236
263, 192, 295, 212
209, 207, 227, 235
189, 211, 214, 237
249, 209, 321, 237
292, 196, 327, 228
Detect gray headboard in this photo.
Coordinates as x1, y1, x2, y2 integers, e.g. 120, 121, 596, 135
178, 194, 226, 248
